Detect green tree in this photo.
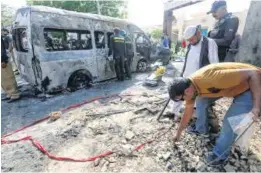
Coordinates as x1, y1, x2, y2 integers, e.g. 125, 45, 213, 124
150, 28, 163, 41
26, 0, 127, 18
1, 3, 14, 27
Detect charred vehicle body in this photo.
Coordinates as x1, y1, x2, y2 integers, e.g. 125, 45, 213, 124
12, 6, 170, 93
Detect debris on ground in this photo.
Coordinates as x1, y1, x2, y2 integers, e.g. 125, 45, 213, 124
49, 111, 62, 122
2, 89, 261, 172
1, 64, 261, 172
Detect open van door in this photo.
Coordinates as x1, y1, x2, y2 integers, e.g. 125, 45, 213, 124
95, 30, 116, 81
12, 7, 42, 88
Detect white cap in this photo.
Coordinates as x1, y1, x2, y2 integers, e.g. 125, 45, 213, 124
183, 25, 198, 40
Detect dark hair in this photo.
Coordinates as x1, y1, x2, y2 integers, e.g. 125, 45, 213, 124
168, 77, 191, 100
114, 28, 120, 34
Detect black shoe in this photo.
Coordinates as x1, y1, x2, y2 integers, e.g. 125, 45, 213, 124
7, 97, 20, 103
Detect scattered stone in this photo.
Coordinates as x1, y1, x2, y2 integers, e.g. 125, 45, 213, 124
49, 111, 62, 122
224, 164, 236, 172
121, 144, 133, 156
142, 92, 149, 97
162, 152, 171, 161
240, 160, 247, 166
93, 158, 101, 167
248, 159, 255, 164
240, 155, 248, 160
234, 160, 240, 168
106, 157, 117, 163
166, 162, 173, 170
250, 165, 259, 172
109, 162, 117, 168
121, 139, 127, 144
125, 131, 135, 141
133, 107, 147, 114
191, 161, 197, 169
146, 107, 159, 114
101, 161, 109, 172
206, 167, 211, 171
229, 158, 236, 165
157, 153, 163, 159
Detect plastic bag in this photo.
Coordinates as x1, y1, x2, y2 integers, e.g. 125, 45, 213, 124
227, 112, 256, 152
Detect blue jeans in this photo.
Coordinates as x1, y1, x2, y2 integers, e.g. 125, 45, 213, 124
195, 97, 219, 134
214, 91, 253, 159
195, 91, 253, 160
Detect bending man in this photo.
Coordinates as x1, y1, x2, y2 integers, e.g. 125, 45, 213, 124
169, 62, 261, 165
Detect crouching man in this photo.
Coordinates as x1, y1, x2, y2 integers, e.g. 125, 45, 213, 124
169, 62, 260, 165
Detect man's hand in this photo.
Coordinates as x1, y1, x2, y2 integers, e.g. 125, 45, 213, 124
1, 62, 7, 68
252, 108, 261, 122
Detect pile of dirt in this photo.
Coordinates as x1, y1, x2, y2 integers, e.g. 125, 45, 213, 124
1, 86, 261, 172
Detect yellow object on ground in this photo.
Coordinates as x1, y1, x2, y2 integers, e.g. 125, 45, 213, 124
155, 66, 166, 77
1, 62, 20, 99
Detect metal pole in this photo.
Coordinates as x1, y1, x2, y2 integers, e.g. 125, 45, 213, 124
157, 98, 171, 121
96, 0, 101, 15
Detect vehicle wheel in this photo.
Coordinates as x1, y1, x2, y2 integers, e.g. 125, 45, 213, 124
68, 71, 91, 91
137, 60, 148, 72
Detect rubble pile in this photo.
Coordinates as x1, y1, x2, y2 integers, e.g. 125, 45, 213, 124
1, 89, 261, 172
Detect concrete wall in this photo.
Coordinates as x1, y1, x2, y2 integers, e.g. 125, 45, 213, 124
236, 1, 261, 67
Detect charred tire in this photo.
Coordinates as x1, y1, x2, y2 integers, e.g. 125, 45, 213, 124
137, 60, 148, 72
68, 70, 92, 91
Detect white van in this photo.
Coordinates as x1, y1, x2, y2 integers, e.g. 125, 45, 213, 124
12, 6, 170, 93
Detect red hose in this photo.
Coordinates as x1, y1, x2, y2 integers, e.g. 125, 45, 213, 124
1, 93, 171, 162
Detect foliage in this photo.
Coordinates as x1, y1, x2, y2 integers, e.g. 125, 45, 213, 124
1, 3, 14, 27
149, 28, 163, 41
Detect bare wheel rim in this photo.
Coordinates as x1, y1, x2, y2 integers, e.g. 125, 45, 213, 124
138, 61, 147, 72
71, 74, 89, 89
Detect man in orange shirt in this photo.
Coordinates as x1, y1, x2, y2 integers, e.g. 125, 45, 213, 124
168, 62, 261, 165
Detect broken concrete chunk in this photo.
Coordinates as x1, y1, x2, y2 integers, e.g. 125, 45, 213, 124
101, 161, 109, 172
196, 161, 205, 170
93, 158, 101, 167
162, 152, 171, 161
133, 107, 147, 114
234, 160, 240, 168
229, 158, 236, 165
125, 131, 135, 141
250, 165, 260, 172
108, 162, 117, 168
224, 164, 236, 172
240, 155, 248, 160
157, 153, 163, 159
121, 139, 127, 144
122, 144, 133, 156
49, 111, 62, 121
106, 156, 117, 163
141, 92, 149, 97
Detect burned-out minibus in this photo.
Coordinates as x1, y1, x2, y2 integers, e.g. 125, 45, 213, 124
12, 6, 170, 93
